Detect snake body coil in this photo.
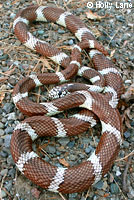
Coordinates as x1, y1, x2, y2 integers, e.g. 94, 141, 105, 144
11, 5, 124, 194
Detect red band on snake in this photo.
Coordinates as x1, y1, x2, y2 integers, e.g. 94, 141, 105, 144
11, 5, 124, 194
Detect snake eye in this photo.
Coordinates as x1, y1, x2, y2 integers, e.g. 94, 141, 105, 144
58, 90, 62, 96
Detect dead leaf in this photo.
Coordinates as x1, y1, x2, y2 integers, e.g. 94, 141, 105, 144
110, 49, 116, 57
0, 85, 6, 104
3, 66, 16, 76
59, 158, 70, 167
122, 83, 134, 101
11, 0, 20, 4
41, 57, 52, 70
31, 188, 41, 199
86, 10, 110, 20
0, 77, 8, 83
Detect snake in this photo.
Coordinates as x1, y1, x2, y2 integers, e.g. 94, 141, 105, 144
10, 5, 124, 194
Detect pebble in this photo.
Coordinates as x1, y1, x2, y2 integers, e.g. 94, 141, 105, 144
1, 190, 7, 198
67, 141, 75, 148
69, 193, 78, 199
0, 49, 4, 56
0, 168, 8, 176
58, 137, 70, 146
7, 155, 14, 165
0, 129, 4, 136
85, 147, 91, 154
124, 79, 132, 84
82, 138, 91, 145
129, 55, 134, 61
0, 150, 8, 158
8, 169, 15, 179
131, 121, 134, 127
0, 138, 4, 146
15, 40, 21, 46
0, 54, 8, 60
123, 140, 130, 148
4, 135, 12, 148
7, 112, 16, 121
113, 166, 121, 176
56, 151, 61, 156
46, 145, 56, 154
58, 28, 65, 34
110, 183, 119, 194
5, 180, 13, 191
128, 186, 134, 198
5, 127, 14, 135
3, 103, 14, 113
38, 30, 44, 35
10, 13, 16, 19
93, 180, 104, 189
0, 122, 4, 129
69, 154, 77, 161
124, 130, 131, 139
68, 39, 74, 45
116, 15, 125, 23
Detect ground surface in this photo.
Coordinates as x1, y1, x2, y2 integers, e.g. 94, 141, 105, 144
0, 0, 134, 200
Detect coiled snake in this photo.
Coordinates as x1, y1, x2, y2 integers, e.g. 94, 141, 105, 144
11, 5, 124, 193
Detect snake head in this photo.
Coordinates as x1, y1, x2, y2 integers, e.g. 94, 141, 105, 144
48, 86, 70, 100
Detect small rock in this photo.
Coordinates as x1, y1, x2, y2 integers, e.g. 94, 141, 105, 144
102, 181, 108, 190
68, 141, 75, 148
124, 131, 131, 138
5, 180, 13, 191
69, 154, 77, 161
58, 29, 65, 34
38, 30, 44, 35
46, 145, 56, 154
93, 180, 104, 189
113, 166, 121, 176
0, 150, 8, 158
1, 190, 7, 198
56, 151, 61, 156
0, 50, 4, 56
68, 39, 74, 45
0, 138, 3, 145
129, 55, 134, 61
130, 121, 134, 127
3, 103, 14, 113
7, 155, 14, 165
85, 146, 93, 154
5, 127, 14, 135
0, 54, 8, 60
116, 15, 125, 22
69, 193, 78, 198
4, 135, 12, 147
10, 13, 16, 19
43, 155, 50, 162
128, 186, 134, 198
110, 183, 119, 194
0, 168, 8, 176
7, 112, 16, 120
82, 138, 91, 145
8, 168, 16, 178
0, 129, 4, 136
58, 137, 70, 146
15, 40, 21, 46
0, 122, 4, 128
123, 140, 130, 148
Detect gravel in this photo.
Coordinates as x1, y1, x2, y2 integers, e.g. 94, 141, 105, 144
0, 0, 133, 200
